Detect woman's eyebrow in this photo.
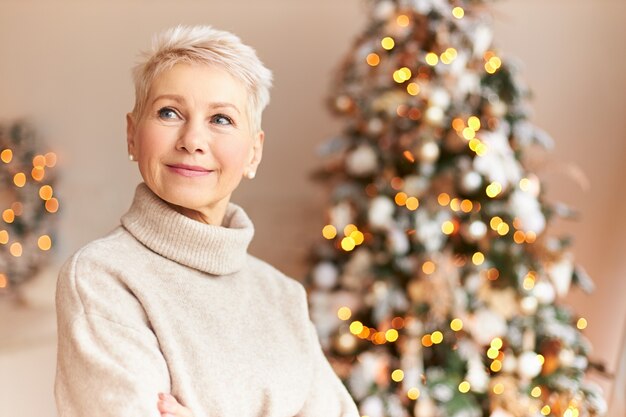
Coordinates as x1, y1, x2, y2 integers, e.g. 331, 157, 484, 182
152, 94, 185, 104
210, 102, 241, 115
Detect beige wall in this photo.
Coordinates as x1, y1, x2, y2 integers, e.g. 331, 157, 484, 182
0, 0, 624, 415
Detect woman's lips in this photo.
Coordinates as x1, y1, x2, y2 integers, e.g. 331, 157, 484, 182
167, 164, 213, 177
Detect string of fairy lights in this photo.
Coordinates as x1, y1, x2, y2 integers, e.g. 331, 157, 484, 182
0, 122, 59, 291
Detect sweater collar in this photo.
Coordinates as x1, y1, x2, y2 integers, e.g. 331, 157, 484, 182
121, 183, 254, 276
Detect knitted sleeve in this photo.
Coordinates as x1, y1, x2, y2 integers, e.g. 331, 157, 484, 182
55, 245, 170, 417
297, 302, 360, 416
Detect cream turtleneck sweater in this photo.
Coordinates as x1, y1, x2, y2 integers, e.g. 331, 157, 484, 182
55, 183, 359, 417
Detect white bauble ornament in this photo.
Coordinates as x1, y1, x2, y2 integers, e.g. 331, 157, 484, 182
520, 296, 538, 315
312, 262, 339, 289
473, 128, 522, 189
466, 358, 489, 393
461, 171, 483, 193
517, 351, 542, 379
467, 220, 487, 240
470, 308, 508, 346
472, 25, 493, 57
419, 141, 440, 163
425, 106, 444, 126
403, 175, 429, 196
335, 332, 358, 354
510, 190, 546, 234
388, 227, 410, 255
369, 196, 395, 229
329, 202, 353, 232
532, 281, 556, 305
548, 255, 574, 297
429, 87, 451, 109
368, 118, 384, 135
346, 144, 378, 177
486, 100, 507, 118
361, 396, 384, 417
502, 353, 517, 373
373, 0, 395, 20
559, 348, 575, 367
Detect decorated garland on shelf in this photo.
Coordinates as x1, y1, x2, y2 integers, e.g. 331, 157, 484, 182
0, 121, 59, 293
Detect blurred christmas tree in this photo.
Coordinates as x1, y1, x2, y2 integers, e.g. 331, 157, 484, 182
306, 1, 607, 416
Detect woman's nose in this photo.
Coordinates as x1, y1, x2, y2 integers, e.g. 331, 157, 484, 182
176, 120, 209, 154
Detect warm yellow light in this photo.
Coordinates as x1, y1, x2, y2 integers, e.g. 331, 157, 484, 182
425, 52, 439, 66
440, 52, 453, 65
491, 337, 503, 350
541, 405, 551, 416
391, 317, 404, 329
38, 235, 52, 251
422, 261, 436, 275
13, 172, 26, 187
526, 231, 537, 243
400, 67, 412, 80
490, 360, 502, 372
468, 138, 481, 151
31, 166, 45, 181
10, 242, 23, 257
407, 82, 420, 96
450, 318, 463, 331
381, 37, 395, 50
452, 118, 465, 132
373, 331, 387, 345
490, 216, 502, 230
452, 6, 465, 19
523, 276, 535, 290
39, 185, 53, 200
403, 150, 415, 162
519, 178, 531, 191
386, 329, 399, 342
396, 14, 410, 27
462, 127, 476, 140
349, 321, 364, 335
393, 70, 405, 83
350, 230, 365, 245
467, 117, 480, 131
458, 381, 471, 393
337, 306, 352, 321
344, 224, 357, 236
395, 192, 408, 206
44, 152, 57, 167
1, 149, 13, 163
475, 143, 488, 156
489, 56, 502, 69
407, 387, 420, 400
358, 327, 371, 339
487, 347, 499, 360
486, 182, 502, 198
421, 334, 433, 347
45, 198, 60, 213
577, 318, 588, 330
537, 354, 545, 365
493, 383, 504, 395
405, 197, 419, 211
341, 237, 356, 251
33, 154, 46, 167
496, 222, 510, 236
449, 198, 461, 212
485, 62, 496, 74
322, 225, 337, 239
441, 220, 455, 235
391, 369, 405, 382
2, 209, 15, 224
487, 268, 500, 281
460, 200, 473, 213
366, 53, 380, 66
531, 386, 542, 398
513, 231, 526, 244
0, 273, 7, 288
446, 48, 458, 59
431, 331, 443, 344
472, 252, 485, 265
0, 230, 9, 244
438, 193, 451, 206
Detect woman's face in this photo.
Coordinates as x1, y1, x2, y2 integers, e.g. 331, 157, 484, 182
127, 63, 263, 224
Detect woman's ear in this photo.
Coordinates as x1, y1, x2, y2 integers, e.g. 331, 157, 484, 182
248, 130, 265, 172
126, 113, 136, 157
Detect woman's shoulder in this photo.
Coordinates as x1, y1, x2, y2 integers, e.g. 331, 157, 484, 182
246, 255, 308, 300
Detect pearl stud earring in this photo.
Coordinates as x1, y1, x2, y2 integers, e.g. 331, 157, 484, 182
129, 154, 135, 161
246, 171, 256, 179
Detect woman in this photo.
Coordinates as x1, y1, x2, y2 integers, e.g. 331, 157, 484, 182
55, 25, 359, 417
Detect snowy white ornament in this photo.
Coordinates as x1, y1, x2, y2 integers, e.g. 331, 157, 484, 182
415, 210, 450, 252
425, 106, 444, 126
346, 144, 378, 177
466, 358, 489, 393
502, 354, 517, 373
369, 196, 395, 229
419, 141, 440, 163
368, 118, 384, 135
335, 332, 358, 354
388, 227, 410, 255
485, 100, 507, 118
548, 255, 574, 297
472, 25, 493, 57
373, 0, 395, 21
329, 202, 353, 232
429, 87, 451, 109
467, 220, 487, 240
403, 175, 429, 197
312, 262, 339, 289
559, 348, 575, 367
517, 351, 542, 379
520, 296, 538, 315
510, 190, 546, 234
460, 171, 483, 193
473, 127, 522, 190
532, 281, 556, 304
469, 308, 508, 346
361, 396, 384, 417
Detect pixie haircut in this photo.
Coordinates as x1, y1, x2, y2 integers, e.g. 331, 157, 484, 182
131, 25, 273, 132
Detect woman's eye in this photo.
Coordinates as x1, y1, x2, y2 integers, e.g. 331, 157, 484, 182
158, 107, 179, 120
212, 114, 233, 126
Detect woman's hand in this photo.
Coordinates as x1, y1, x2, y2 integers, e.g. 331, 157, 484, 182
157, 392, 194, 417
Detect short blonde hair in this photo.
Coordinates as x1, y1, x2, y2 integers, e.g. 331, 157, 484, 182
131, 25, 273, 132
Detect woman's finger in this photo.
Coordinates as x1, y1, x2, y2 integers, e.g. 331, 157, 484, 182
158, 392, 194, 417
